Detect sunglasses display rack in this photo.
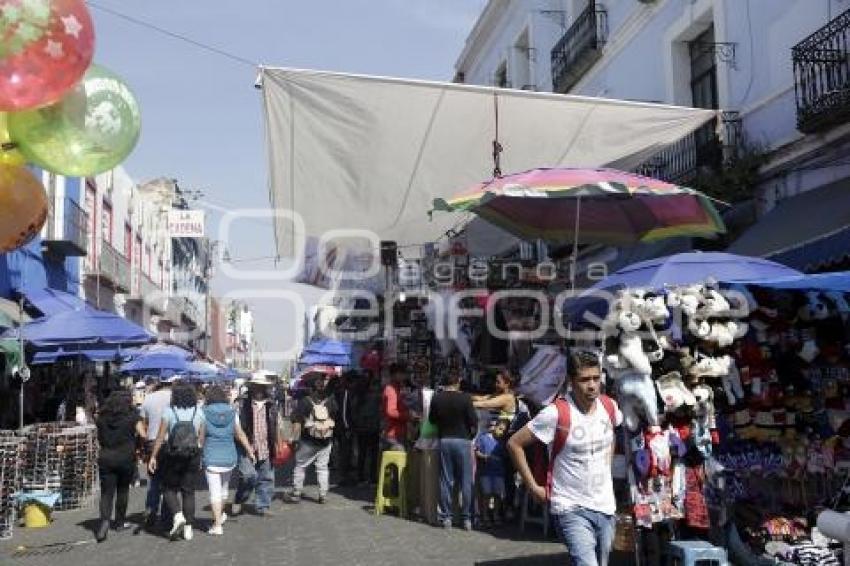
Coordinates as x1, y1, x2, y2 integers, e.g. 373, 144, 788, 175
19, 422, 98, 512
0, 431, 22, 540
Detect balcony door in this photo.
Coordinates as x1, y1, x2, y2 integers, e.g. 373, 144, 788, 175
688, 26, 721, 168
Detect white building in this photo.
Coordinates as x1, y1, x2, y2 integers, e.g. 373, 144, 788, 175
82, 167, 172, 331
457, 0, 850, 273
226, 301, 258, 370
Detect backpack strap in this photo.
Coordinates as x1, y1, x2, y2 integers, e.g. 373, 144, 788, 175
599, 395, 617, 428
546, 397, 571, 500
545, 395, 617, 499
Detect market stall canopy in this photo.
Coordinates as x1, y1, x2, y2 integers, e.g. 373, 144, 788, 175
299, 338, 352, 367
17, 287, 87, 317
120, 343, 194, 374
733, 270, 850, 292
260, 67, 717, 254
31, 346, 140, 365
2, 305, 154, 348
566, 251, 803, 320
727, 179, 850, 272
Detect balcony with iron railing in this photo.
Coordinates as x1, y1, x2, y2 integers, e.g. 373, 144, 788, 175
97, 241, 131, 292
129, 273, 167, 315
635, 119, 727, 185
793, 6, 850, 133
551, 0, 607, 93
43, 198, 88, 257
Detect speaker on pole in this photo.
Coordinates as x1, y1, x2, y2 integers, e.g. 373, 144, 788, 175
380, 241, 398, 267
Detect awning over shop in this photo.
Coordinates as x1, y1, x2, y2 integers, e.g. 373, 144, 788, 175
727, 179, 850, 272
260, 67, 716, 254
17, 287, 88, 317
2, 305, 154, 348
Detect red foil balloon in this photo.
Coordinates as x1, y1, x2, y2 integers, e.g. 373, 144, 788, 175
0, 0, 95, 111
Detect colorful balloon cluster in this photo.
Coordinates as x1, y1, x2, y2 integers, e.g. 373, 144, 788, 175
0, 0, 142, 252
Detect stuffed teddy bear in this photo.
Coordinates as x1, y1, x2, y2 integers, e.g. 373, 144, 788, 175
617, 369, 659, 431
656, 371, 696, 412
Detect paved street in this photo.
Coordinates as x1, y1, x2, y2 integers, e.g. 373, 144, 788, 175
0, 481, 569, 566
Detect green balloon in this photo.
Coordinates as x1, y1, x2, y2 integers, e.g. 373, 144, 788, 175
8, 64, 141, 176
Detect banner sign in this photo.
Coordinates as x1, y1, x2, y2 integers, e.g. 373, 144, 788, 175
168, 210, 205, 238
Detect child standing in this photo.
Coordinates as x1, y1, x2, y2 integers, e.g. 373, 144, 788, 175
474, 419, 509, 527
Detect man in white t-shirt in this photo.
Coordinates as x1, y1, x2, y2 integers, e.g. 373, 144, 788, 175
508, 350, 622, 566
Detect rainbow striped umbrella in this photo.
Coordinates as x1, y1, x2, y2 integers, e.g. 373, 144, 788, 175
431, 167, 725, 245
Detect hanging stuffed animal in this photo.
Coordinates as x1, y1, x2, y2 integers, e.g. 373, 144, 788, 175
617, 369, 659, 431
824, 291, 850, 321
656, 371, 696, 412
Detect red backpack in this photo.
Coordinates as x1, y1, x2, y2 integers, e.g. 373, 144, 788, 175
537, 395, 618, 499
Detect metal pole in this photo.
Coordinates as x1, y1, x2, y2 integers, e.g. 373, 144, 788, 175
18, 296, 24, 430
569, 194, 582, 294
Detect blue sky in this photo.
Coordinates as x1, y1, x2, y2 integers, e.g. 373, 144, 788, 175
88, 0, 486, 366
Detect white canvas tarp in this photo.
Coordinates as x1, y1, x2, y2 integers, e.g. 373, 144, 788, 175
261, 67, 716, 256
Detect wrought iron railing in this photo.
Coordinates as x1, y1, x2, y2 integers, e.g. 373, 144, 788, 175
793, 6, 850, 133
551, 0, 607, 93
99, 242, 130, 291
635, 120, 723, 184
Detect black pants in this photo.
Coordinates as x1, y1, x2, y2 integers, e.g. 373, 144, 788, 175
99, 460, 134, 523
162, 454, 200, 523
355, 432, 379, 483
334, 430, 354, 476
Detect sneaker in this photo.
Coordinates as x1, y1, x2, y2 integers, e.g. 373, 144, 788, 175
208, 525, 223, 536
112, 521, 132, 531
220, 513, 228, 527
463, 520, 473, 532
183, 524, 193, 541
230, 503, 242, 517
317, 495, 327, 504
283, 493, 301, 504
169, 512, 186, 540
440, 519, 452, 530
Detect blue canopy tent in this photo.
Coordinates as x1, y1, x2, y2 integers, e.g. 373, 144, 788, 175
733, 271, 850, 292
120, 344, 194, 375
32, 346, 141, 365
186, 361, 230, 382
298, 339, 352, 367
566, 251, 803, 322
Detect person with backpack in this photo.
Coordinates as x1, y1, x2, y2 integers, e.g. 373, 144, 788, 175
285, 369, 338, 504
507, 350, 622, 566
233, 372, 281, 517
148, 383, 204, 541
198, 385, 256, 535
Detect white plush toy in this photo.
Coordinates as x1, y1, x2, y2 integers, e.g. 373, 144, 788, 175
688, 317, 712, 340
805, 291, 829, 320
699, 288, 731, 317
690, 353, 732, 378
618, 369, 660, 431
707, 321, 738, 348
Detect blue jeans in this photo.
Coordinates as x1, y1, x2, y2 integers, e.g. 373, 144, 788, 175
553, 508, 616, 566
235, 456, 275, 510
438, 438, 474, 523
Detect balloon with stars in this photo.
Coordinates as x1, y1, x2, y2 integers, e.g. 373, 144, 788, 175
0, 0, 94, 111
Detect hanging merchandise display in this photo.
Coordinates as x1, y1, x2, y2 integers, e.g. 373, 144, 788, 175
9, 64, 141, 176
597, 279, 850, 564
0, 163, 47, 252
0, 0, 95, 111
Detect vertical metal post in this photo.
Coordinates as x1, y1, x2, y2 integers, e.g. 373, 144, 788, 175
569, 195, 582, 294
18, 296, 24, 431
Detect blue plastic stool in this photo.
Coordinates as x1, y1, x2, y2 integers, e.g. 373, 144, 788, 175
668, 540, 729, 566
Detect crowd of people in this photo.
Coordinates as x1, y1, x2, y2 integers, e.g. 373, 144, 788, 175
90, 353, 622, 566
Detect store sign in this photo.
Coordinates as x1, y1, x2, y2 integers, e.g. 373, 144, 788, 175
168, 210, 205, 238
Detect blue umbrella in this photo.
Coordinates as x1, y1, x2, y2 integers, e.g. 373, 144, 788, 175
567, 251, 802, 320
121, 344, 194, 374
299, 338, 352, 367
2, 305, 153, 348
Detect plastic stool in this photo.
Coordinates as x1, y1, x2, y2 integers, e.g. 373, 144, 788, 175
23, 503, 50, 528
668, 540, 729, 566
375, 450, 408, 518
519, 488, 549, 538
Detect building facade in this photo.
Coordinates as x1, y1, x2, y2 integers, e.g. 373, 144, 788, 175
225, 300, 258, 370
456, 0, 850, 272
